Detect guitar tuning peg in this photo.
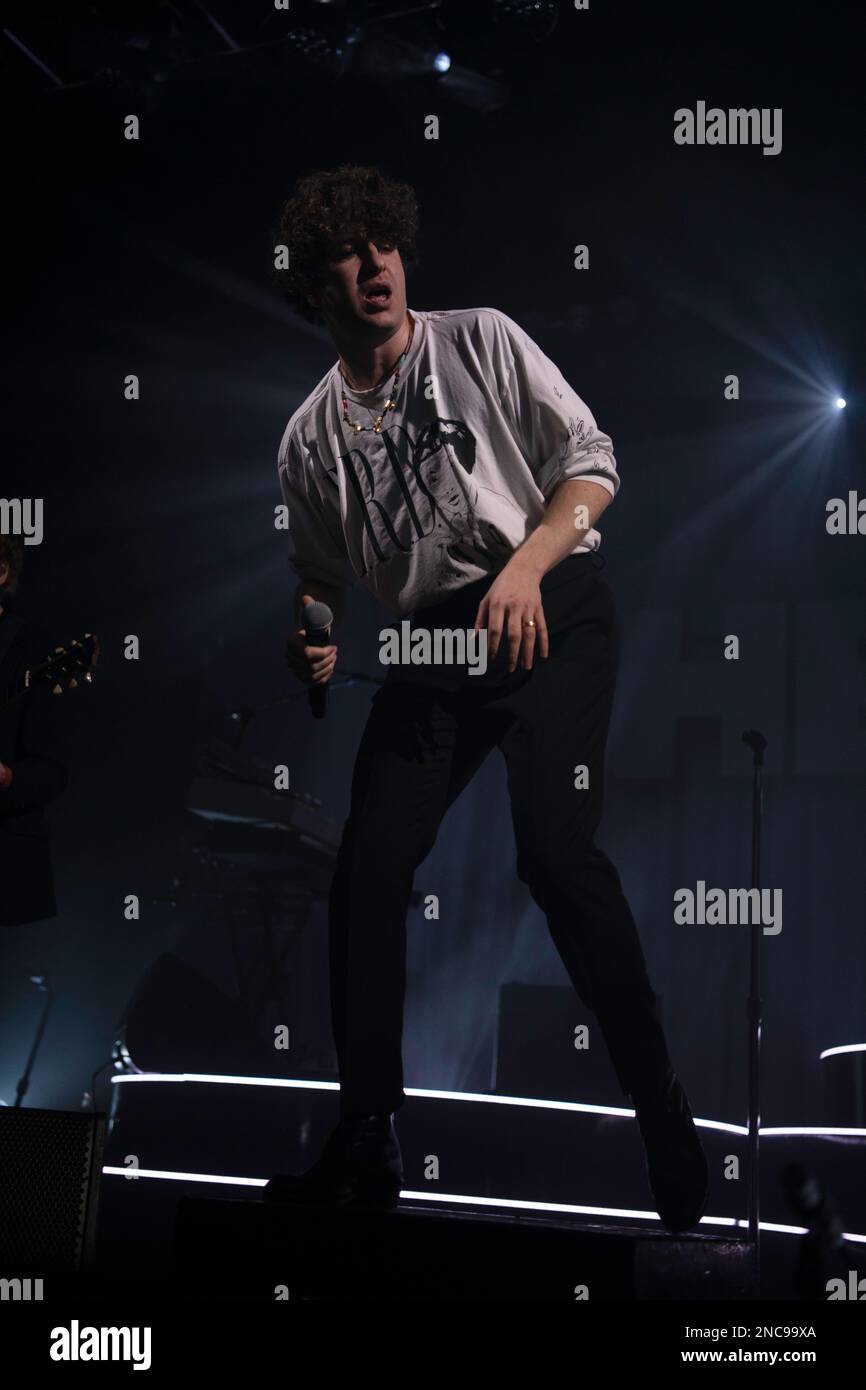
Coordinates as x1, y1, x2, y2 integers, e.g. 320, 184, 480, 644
84, 672, 93, 683
52, 683, 63, 696
68, 678, 78, 690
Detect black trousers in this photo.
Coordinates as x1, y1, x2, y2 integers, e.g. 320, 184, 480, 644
328, 552, 674, 1117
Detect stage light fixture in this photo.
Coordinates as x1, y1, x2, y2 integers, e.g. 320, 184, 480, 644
433, 51, 452, 73
834, 397, 847, 409
493, 0, 559, 44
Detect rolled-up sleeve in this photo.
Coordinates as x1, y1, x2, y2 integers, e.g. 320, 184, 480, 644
278, 433, 355, 590
496, 312, 620, 503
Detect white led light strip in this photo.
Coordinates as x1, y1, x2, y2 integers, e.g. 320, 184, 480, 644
110, 1073, 747, 1134
99, 1166, 866, 1243
110, 1072, 866, 1140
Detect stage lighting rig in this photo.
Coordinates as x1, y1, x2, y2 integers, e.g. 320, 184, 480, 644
437, 0, 559, 48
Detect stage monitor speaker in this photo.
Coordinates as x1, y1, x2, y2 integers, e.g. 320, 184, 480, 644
0, 1107, 105, 1272
495, 982, 628, 1105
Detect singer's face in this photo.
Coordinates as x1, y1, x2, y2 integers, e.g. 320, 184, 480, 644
309, 236, 407, 339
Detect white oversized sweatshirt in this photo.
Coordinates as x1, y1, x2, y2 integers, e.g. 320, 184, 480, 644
277, 306, 619, 616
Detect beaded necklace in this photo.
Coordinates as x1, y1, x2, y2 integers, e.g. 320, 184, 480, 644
339, 315, 414, 434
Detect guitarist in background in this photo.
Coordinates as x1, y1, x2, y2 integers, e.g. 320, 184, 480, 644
0, 535, 69, 926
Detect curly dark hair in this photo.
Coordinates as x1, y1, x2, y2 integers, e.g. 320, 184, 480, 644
0, 533, 24, 597
274, 164, 419, 325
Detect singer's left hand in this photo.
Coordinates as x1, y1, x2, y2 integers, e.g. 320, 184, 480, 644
474, 561, 549, 672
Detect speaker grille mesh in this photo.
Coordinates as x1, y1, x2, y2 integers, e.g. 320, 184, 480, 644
0, 1108, 104, 1271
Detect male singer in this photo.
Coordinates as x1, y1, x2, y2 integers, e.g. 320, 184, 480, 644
267, 165, 708, 1231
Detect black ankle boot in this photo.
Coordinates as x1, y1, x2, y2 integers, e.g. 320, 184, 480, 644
263, 1110, 403, 1210
633, 1073, 709, 1233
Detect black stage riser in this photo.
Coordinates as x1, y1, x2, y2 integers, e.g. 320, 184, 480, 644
172, 1198, 756, 1301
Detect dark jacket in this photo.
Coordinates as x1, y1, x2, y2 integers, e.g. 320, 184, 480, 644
0, 609, 69, 925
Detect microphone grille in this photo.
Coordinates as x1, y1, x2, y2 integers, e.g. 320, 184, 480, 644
302, 601, 334, 629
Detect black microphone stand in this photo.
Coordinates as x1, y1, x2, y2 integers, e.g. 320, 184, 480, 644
741, 728, 767, 1294
13, 972, 53, 1108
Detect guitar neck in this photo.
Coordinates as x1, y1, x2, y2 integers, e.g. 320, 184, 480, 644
0, 667, 49, 713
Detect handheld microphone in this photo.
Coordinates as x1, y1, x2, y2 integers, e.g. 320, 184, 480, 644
301, 600, 334, 720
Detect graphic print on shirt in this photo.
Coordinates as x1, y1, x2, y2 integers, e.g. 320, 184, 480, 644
339, 415, 507, 585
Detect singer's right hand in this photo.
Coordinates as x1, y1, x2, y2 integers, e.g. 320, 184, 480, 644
285, 627, 338, 687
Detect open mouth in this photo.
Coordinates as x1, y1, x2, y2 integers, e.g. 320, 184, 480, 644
362, 283, 392, 308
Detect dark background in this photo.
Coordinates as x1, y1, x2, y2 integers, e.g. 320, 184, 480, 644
1, 0, 864, 1127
